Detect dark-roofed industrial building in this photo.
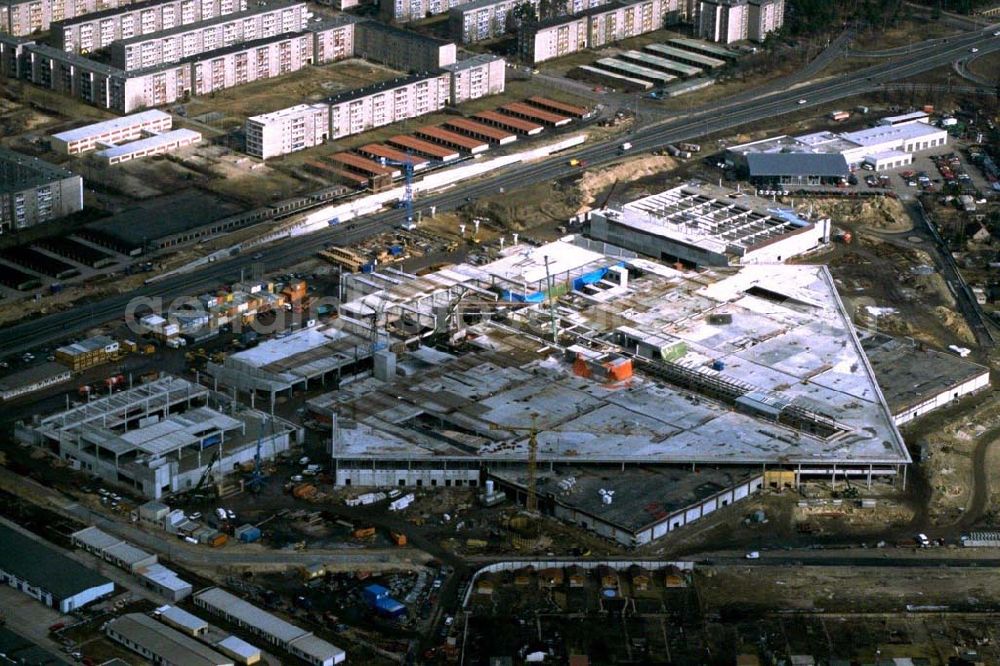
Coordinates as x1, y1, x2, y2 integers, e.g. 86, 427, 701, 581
0, 523, 114, 613
745, 152, 850, 187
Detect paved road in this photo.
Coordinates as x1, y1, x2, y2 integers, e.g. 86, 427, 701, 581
3, 27, 1000, 357
954, 54, 994, 87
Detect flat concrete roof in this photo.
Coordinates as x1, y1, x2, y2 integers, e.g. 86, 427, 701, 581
328, 244, 908, 468
667, 36, 737, 59
860, 331, 990, 414
97, 129, 201, 160
595, 58, 676, 84
526, 96, 589, 118
645, 43, 726, 68
195, 588, 309, 645
52, 110, 170, 144
107, 614, 230, 666
493, 465, 760, 533
618, 50, 701, 77
601, 183, 816, 255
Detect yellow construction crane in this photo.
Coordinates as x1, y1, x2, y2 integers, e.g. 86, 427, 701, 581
489, 414, 540, 513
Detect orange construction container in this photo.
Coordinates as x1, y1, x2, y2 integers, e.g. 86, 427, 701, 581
390, 531, 407, 546
352, 527, 376, 539
209, 533, 228, 548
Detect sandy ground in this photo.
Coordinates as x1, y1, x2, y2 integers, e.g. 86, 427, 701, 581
811, 197, 913, 233
576, 155, 678, 213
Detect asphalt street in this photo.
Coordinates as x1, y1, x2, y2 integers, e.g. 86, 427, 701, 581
3, 27, 1000, 356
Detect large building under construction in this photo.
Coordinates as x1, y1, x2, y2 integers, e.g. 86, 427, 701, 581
301, 238, 909, 518
15, 375, 300, 499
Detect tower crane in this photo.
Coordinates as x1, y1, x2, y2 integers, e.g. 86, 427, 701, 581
377, 155, 418, 230
489, 414, 541, 514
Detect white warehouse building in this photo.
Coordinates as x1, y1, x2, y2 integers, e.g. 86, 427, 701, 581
727, 116, 948, 174
586, 182, 830, 267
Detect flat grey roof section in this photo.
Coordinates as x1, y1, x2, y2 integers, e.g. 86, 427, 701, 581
51, 110, 170, 144
645, 43, 726, 68
618, 50, 701, 77
0, 362, 71, 394
860, 331, 991, 414
289, 633, 346, 665
0, 147, 78, 194
494, 465, 760, 532
72, 526, 125, 551
329, 255, 908, 467
594, 58, 676, 85
107, 614, 232, 666
667, 36, 738, 59
0, 524, 112, 600
159, 605, 208, 633
195, 588, 309, 645
747, 152, 850, 178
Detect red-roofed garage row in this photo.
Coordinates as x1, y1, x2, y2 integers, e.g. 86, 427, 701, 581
386, 135, 460, 162
442, 118, 516, 146
415, 126, 489, 154
472, 110, 544, 136
355, 144, 430, 170
305, 161, 368, 189
526, 96, 591, 119
500, 102, 571, 127
327, 152, 401, 178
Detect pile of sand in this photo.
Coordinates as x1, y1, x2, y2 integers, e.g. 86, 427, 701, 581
576, 155, 678, 213
812, 197, 912, 232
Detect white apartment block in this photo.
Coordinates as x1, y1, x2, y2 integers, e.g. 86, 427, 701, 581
699, 0, 747, 43
354, 20, 455, 72
518, 14, 587, 63
0, 148, 83, 232
747, 0, 782, 42
109, 0, 308, 71
53, 0, 248, 55
189, 31, 312, 95
518, 0, 673, 62
1, 0, 131, 37
441, 53, 504, 104
311, 15, 357, 64
587, 0, 671, 48
449, 0, 527, 44
381, 0, 466, 24
327, 72, 450, 141
50, 109, 172, 154
245, 103, 328, 159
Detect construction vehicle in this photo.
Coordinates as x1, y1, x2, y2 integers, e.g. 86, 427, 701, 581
187, 445, 222, 502
567, 158, 586, 167
352, 526, 376, 539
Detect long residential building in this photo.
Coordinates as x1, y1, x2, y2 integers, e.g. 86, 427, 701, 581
1, 0, 131, 36
52, 0, 248, 54
0, 147, 83, 232
517, 0, 674, 63
310, 14, 357, 64
448, 0, 533, 44
187, 31, 312, 95
109, 0, 308, 71
248, 55, 505, 159
380, 0, 465, 23
440, 53, 504, 104
327, 71, 450, 141
354, 20, 455, 71
245, 103, 329, 159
